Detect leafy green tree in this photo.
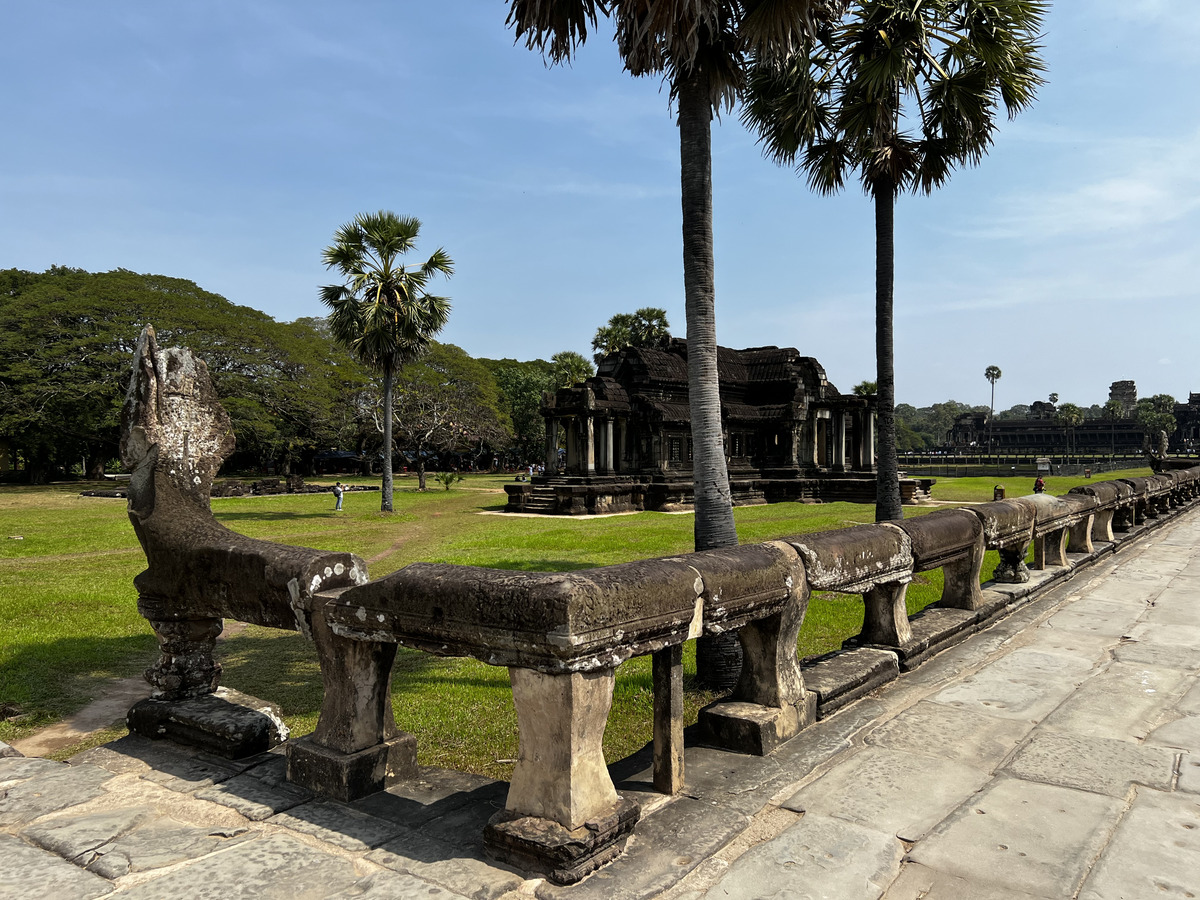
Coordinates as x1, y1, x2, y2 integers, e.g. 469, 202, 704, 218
1056, 402, 1084, 462
484, 358, 555, 465
320, 211, 453, 511
0, 267, 360, 482
1102, 398, 1125, 456
743, 0, 1047, 520
853, 380, 877, 396
591, 307, 671, 362
387, 343, 511, 490
550, 351, 595, 390
984, 365, 1002, 454
1135, 394, 1177, 454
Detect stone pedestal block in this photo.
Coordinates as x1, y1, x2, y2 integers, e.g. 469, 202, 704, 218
126, 687, 287, 759
483, 797, 640, 885
698, 694, 817, 756
286, 732, 417, 802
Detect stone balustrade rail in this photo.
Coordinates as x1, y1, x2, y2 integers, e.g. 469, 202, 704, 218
118, 328, 1200, 885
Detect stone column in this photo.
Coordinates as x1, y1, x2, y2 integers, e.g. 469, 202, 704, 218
618, 418, 627, 472
484, 667, 640, 884
545, 417, 558, 472
605, 419, 615, 476
833, 410, 847, 472
584, 416, 596, 475
865, 410, 876, 468
564, 418, 577, 472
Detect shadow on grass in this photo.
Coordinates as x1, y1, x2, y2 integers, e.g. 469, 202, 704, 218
212, 510, 355, 523
474, 558, 600, 573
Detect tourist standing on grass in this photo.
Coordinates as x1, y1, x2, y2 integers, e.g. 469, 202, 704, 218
1034, 476, 1046, 494
333, 481, 345, 511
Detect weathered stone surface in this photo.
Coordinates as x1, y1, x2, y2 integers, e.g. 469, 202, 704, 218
484, 797, 639, 885
865, 700, 1031, 769
702, 814, 903, 900
108, 832, 368, 899
0, 740, 22, 759
325, 871, 470, 900
352, 768, 503, 830
140, 748, 242, 794
267, 798, 403, 852
1145, 713, 1200, 751
1180, 754, 1200, 794
697, 695, 814, 757
0, 755, 67, 782
0, 832, 112, 899
195, 772, 312, 820
908, 778, 1123, 898
127, 687, 288, 758
801, 648, 899, 717
1005, 729, 1176, 796
928, 648, 1096, 721
1077, 790, 1200, 900
1041, 596, 1144, 639
22, 805, 251, 879
368, 825, 524, 900
782, 747, 990, 841
785, 524, 912, 594
535, 796, 747, 900
286, 732, 417, 803
882, 862, 1050, 900
1038, 662, 1190, 742
1112, 637, 1200, 670
0, 763, 115, 826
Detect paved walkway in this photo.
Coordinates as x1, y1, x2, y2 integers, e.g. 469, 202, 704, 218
3, 515, 1200, 900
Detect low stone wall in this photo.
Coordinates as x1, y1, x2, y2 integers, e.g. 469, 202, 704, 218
117, 327, 1200, 885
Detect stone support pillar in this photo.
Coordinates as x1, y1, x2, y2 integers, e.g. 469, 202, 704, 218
860, 580, 913, 648
584, 416, 596, 475
833, 410, 847, 472
564, 418, 577, 472
545, 417, 558, 473
605, 419, 615, 476
1033, 528, 1069, 569
142, 615, 223, 700
652, 646, 684, 794
484, 667, 639, 885
618, 418, 627, 472
865, 411, 876, 469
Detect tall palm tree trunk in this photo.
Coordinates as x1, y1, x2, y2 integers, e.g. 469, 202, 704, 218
873, 179, 903, 522
381, 362, 395, 512
679, 68, 740, 689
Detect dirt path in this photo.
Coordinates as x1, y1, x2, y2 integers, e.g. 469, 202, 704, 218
10, 621, 249, 758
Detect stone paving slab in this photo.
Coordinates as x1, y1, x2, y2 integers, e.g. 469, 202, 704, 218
907, 777, 1123, 898
195, 771, 312, 820
1077, 789, 1200, 900
0, 832, 113, 899
106, 832, 374, 899
864, 700, 1031, 769
268, 798, 404, 852
1041, 596, 1146, 639
537, 797, 748, 900
0, 741, 24, 760
1113, 637, 1200, 671
21, 804, 252, 879
1004, 729, 1177, 797
351, 766, 499, 829
1037, 661, 1190, 742
0, 755, 67, 783
1146, 713, 1200, 752
1180, 754, 1200, 794
366, 825, 525, 900
0, 763, 115, 827
781, 747, 990, 842
701, 814, 903, 900
881, 861, 1052, 900
927, 648, 1096, 722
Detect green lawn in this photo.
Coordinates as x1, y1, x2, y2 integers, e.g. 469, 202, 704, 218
0, 468, 1151, 775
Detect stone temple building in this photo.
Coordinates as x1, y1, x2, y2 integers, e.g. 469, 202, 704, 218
504, 339, 906, 515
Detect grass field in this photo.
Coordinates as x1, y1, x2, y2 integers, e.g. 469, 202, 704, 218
0, 466, 1151, 775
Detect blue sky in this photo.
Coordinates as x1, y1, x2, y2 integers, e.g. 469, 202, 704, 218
4, 2, 1197, 409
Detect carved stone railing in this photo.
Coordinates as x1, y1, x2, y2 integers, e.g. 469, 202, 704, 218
119, 329, 1200, 885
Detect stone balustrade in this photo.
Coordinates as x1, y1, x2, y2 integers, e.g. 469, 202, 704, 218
118, 329, 1200, 885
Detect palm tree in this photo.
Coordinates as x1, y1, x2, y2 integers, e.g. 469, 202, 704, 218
508, 1, 828, 688
1056, 402, 1084, 464
550, 350, 595, 389
985, 365, 1002, 459
1102, 399, 1124, 458
592, 307, 672, 363
743, 0, 1047, 521
506, 0, 826, 555
320, 211, 453, 511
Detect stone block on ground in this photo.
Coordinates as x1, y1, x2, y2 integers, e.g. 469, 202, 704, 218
801, 648, 899, 718
0, 740, 22, 759
267, 798, 404, 852
865, 700, 1031, 769
1077, 789, 1200, 900
0, 832, 113, 899
881, 862, 1052, 900
352, 767, 502, 829
286, 732, 418, 803
1003, 729, 1176, 796
126, 687, 288, 759
697, 695, 815, 757
195, 772, 312, 821
0, 763, 116, 827
702, 813, 903, 900
908, 777, 1123, 899
535, 796, 748, 900
782, 746, 990, 842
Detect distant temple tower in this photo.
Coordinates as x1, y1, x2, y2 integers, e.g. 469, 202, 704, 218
1108, 380, 1137, 415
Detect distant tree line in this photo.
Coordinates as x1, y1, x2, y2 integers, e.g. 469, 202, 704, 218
0, 267, 568, 483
